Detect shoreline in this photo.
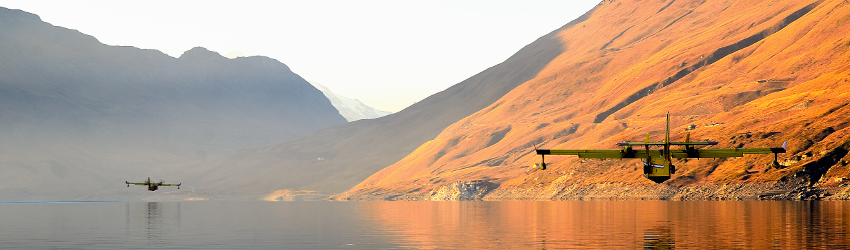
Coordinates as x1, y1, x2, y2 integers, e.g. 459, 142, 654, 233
334, 177, 850, 201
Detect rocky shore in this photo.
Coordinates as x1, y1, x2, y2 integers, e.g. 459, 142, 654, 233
334, 177, 850, 201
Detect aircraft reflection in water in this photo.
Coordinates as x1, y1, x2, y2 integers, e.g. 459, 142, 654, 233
126, 177, 181, 191
125, 202, 182, 240
643, 225, 675, 249
535, 112, 787, 183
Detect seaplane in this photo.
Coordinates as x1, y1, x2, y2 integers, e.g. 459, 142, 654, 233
535, 113, 787, 183
126, 177, 181, 191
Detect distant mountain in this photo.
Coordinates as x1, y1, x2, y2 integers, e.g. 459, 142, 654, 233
338, 0, 850, 200
309, 81, 391, 121
178, 6, 584, 194
0, 7, 345, 197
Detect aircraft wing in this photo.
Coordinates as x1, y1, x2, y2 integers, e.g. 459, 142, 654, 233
538, 147, 784, 159
668, 141, 719, 146
616, 141, 719, 146
126, 181, 147, 186
537, 142, 785, 159
616, 142, 666, 146
536, 149, 659, 159
670, 147, 786, 158
158, 183, 181, 187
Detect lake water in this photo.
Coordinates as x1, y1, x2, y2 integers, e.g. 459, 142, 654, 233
0, 200, 848, 249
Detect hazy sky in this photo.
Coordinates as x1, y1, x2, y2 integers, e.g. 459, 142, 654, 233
0, 1, 598, 112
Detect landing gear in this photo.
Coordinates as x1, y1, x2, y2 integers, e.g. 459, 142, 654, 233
771, 153, 781, 169
537, 155, 547, 170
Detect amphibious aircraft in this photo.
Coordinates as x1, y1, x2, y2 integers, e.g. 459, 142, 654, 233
535, 113, 787, 183
126, 177, 181, 191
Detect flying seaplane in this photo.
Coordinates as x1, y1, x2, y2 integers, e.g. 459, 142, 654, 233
126, 177, 181, 191
535, 113, 787, 183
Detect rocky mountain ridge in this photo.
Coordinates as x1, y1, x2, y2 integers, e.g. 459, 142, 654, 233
335, 0, 850, 200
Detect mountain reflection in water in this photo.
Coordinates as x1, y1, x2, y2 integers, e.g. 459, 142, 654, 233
361, 201, 850, 249
0, 201, 847, 249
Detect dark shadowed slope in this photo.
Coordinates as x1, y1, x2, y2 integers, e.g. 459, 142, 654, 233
0, 7, 345, 197
179, 7, 598, 194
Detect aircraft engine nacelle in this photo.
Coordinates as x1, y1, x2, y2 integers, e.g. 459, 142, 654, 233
535, 154, 547, 170
536, 162, 547, 170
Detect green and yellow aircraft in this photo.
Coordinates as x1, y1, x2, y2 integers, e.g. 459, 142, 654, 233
126, 177, 181, 191
535, 113, 787, 183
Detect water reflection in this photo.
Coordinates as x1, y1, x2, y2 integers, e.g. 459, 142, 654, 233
0, 201, 847, 249
125, 202, 181, 242
360, 201, 850, 249
643, 224, 674, 249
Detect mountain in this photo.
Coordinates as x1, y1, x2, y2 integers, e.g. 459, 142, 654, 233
223, 50, 247, 59
176, 7, 590, 195
337, 0, 850, 200
0, 7, 346, 198
309, 81, 392, 122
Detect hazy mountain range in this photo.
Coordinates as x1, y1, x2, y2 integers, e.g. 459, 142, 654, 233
226, 50, 391, 122
0, 7, 344, 198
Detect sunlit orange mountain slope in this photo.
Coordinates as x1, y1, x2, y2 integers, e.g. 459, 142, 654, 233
339, 0, 850, 200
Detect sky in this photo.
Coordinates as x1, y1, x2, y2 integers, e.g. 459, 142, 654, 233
0, 1, 599, 112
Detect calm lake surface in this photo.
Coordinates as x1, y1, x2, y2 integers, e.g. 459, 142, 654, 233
0, 200, 848, 249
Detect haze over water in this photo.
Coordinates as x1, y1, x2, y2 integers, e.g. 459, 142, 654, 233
0, 201, 847, 249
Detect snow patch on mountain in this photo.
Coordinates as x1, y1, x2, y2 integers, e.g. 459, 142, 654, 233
309, 81, 392, 122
